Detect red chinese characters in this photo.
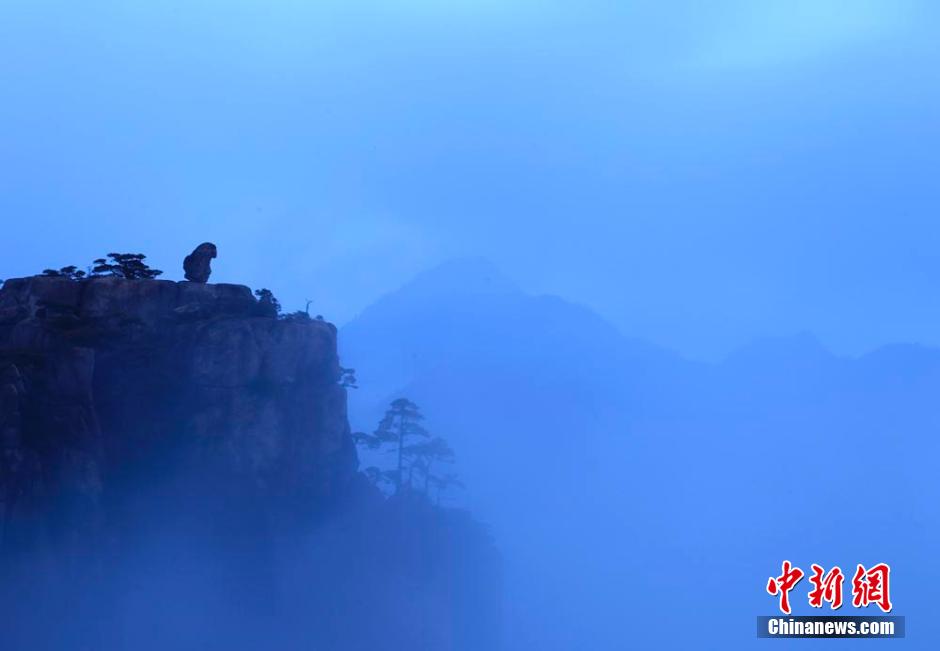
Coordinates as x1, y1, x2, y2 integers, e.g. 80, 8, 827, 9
765, 561, 894, 614
851, 563, 892, 613
766, 560, 804, 615
807, 564, 844, 609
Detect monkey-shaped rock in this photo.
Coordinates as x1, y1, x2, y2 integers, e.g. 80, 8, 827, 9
183, 242, 217, 283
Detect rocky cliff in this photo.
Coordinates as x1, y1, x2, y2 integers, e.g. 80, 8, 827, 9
0, 274, 499, 651
0, 275, 355, 558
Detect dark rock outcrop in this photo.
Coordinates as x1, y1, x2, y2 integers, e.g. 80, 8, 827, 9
0, 275, 353, 553
0, 274, 500, 651
183, 241, 217, 283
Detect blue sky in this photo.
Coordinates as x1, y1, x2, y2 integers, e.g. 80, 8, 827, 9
2, 0, 939, 358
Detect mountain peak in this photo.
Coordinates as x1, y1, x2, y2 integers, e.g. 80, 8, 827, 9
402, 257, 520, 299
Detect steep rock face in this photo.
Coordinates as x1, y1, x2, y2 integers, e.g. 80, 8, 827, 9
0, 274, 500, 651
0, 275, 355, 557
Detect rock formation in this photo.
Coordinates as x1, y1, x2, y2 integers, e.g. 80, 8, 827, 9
0, 273, 499, 651
183, 241, 217, 282
0, 274, 353, 546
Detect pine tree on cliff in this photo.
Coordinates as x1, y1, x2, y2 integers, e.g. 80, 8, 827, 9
353, 399, 464, 499
254, 288, 281, 315
405, 436, 455, 495
42, 265, 87, 280
373, 398, 429, 493
91, 253, 163, 279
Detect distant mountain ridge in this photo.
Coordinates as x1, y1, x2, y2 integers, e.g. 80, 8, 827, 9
338, 257, 940, 651
340, 257, 681, 423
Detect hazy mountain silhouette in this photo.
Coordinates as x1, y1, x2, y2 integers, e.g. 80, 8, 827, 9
341, 257, 685, 427
340, 259, 940, 650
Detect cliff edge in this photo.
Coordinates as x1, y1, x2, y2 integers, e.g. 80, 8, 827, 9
0, 274, 499, 651
0, 275, 356, 556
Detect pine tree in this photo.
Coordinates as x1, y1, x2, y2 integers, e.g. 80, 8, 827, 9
353, 398, 463, 500
373, 398, 428, 493
91, 253, 163, 279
